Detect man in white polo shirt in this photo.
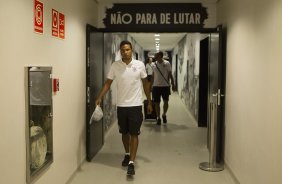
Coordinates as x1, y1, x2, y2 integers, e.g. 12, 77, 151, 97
95, 40, 153, 176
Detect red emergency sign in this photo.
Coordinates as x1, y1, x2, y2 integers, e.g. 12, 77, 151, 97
34, 0, 44, 34
52, 9, 58, 37
59, 13, 65, 39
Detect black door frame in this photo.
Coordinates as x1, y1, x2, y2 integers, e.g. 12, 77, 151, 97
86, 24, 105, 161
86, 24, 226, 162
198, 37, 209, 127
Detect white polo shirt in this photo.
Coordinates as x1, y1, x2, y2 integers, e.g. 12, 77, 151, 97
107, 59, 147, 107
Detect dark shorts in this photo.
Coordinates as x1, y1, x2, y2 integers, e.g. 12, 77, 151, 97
117, 106, 143, 135
147, 75, 152, 82
152, 86, 170, 103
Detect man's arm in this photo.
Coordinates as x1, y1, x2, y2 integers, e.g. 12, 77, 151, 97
169, 71, 176, 91
95, 79, 113, 106
142, 78, 153, 113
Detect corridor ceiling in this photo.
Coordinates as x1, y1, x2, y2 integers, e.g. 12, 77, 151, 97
95, 0, 218, 3
128, 33, 187, 51
94, 0, 217, 51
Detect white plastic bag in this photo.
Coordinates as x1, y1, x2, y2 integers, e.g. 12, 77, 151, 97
90, 105, 103, 124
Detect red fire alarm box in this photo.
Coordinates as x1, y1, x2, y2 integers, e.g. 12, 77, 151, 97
53, 78, 59, 92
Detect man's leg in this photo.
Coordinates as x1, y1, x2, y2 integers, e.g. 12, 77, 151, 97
155, 102, 161, 125
127, 106, 143, 175
127, 126, 140, 175
129, 134, 138, 162
162, 100, 168, 123
127, 134, 138, 175
153, 87, 162, 125
161, 87, 170, 123
122, 134, 139, 162
155, 102, 161, 118
122, 134, 130, 166
122, 133, 130, 153
163, 100, 168, 115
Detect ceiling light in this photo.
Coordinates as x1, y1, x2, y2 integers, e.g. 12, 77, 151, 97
154, 34, 160, 37
155, 38, 160, 41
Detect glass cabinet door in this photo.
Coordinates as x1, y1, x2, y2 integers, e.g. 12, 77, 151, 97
25, 66, 53, 183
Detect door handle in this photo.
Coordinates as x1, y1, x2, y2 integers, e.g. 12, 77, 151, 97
212, 89, 224, 106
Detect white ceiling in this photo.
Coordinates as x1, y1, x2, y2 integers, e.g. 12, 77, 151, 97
95, 0, 217, 51
129, 33, 187, 51
95, 0, 217, 3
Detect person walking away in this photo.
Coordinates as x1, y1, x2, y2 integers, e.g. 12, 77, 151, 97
151, 51, 176, 125
95, 40, 153, 176
145, 57, 154, 87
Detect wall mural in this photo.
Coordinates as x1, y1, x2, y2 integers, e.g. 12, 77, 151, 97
177, 35, 199, 120
103, 33, 144, 132
171, 47, 177, 89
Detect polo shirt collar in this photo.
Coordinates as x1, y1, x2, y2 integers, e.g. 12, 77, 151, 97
121, 59, 134, 66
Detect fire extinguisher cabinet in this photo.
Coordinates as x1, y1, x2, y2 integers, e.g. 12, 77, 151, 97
25, 66, 53, 183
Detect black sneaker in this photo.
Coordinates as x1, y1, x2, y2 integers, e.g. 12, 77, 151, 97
122, 155, 130, 166
127, 163, 135, 175
162, 115, 167, 124
157, 118, 161, 125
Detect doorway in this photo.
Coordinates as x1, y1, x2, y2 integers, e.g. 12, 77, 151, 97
86, 28, 226, 162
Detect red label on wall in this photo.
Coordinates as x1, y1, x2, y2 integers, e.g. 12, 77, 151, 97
52, 9, 59, 37
34, 0, 43, 34
59, 13, 65, 39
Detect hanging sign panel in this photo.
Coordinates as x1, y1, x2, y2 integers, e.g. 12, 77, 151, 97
34, 0, 44, 33
100, 3, 210, 32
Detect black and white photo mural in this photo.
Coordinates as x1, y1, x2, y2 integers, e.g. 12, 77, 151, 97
174, 34, 200, 121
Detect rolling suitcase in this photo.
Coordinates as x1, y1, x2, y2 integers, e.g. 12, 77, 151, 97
143, 100, 157, 120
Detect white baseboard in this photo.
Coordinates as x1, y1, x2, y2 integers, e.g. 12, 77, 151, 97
65, 158, 86, 184
225, 162, 240, 184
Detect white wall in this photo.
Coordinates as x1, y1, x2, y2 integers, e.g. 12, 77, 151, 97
217, 0, 282, 183
0, 0, 97, 183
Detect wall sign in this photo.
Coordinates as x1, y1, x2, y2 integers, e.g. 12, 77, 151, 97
34, 0, 44, 33
101, 3, 208, 32
52, 9, 65, 39
59, 13, 65, 39
52, 9, 59, 37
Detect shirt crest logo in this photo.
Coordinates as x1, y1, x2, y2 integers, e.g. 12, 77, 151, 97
132, 66, 137, 72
